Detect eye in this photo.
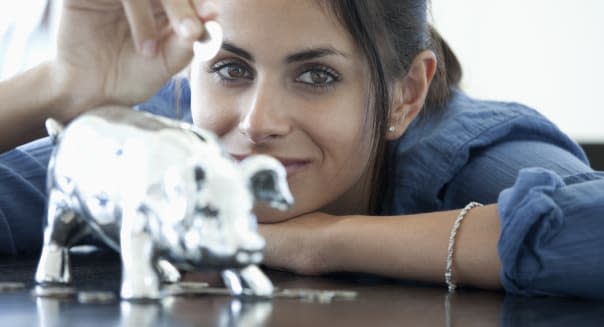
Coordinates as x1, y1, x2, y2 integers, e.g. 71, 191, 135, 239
295, 66, 341, 89
209, 60, 254, 82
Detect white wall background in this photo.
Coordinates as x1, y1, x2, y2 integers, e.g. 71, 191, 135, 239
0, 0, 61, 79
1, 1, 603, 142
431, 0, 604, 142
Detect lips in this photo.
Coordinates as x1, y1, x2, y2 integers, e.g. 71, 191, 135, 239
230, 154, 311, 177
280, 159, 311, 177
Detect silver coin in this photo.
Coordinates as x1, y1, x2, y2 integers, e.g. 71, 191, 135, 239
273, 289, 358, 302
326, 290, 358, 300
193, 21, 224, 61
164, 285, 232, 297
77, 291, 117, 304
31, 285, 77, 299
0, 282, 26, 292
175, 281, 209, 289
316, 292, 337, 304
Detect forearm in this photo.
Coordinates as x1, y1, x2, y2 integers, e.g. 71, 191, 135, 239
325, 204, 502, 290
0, 62, 68, 152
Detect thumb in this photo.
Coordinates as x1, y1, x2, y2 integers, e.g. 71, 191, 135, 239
159, 29, 196, 76
160, 20, 223, 77
159, 1, 221, 76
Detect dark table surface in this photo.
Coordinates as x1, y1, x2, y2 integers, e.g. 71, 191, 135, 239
1, 249, 603, 327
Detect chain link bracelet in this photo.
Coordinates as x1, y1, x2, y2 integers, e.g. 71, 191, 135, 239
445, 201, 484, 292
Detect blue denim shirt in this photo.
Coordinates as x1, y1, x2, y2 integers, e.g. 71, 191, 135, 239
2, 79, 603, 298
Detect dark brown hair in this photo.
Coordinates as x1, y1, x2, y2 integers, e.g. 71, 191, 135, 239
320, 0, 463, 213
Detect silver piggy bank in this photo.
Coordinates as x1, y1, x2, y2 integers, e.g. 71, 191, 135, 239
34, 106, 293, 300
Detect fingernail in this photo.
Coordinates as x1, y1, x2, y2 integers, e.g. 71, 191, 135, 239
198, 1, 218, 19
178, 18, 200, 39
141, 40, 157, 57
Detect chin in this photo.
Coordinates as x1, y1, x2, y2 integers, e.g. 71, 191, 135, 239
253, 204, 298, 224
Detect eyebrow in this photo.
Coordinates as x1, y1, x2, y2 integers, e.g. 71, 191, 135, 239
285, 47, 348, 63
222, 42, 254, 61
221, 41, 348, 63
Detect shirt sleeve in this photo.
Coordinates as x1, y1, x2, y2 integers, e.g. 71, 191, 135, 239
442, 139, 604, 298
134, 77, 192, 122
441, 140, 592, 208
0, 137, 53, 256
384, 90, 589, 215
498, 167, 604, 298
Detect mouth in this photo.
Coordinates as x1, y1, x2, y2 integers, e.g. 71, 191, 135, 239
231, 153, 311, 177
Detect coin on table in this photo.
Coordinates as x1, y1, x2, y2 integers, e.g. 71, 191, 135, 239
175, 281, 210, 289
311, 290, 358, 303
325, 290, 358, 300
0, 282, 26, 292
164, 284, 236, 297
77, 291, 117, 304
274, 288, 358, 302
31, 285, 77, 299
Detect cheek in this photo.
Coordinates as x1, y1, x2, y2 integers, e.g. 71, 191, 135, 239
306, 93, 371, 161
299, 95, 373, 188
324, 123, 372, 181
191, 94, 232, 135
320, 97, 374, 178
190, 64, 236, 136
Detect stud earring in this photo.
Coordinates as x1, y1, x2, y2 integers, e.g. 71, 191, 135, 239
388, 126, 396, 133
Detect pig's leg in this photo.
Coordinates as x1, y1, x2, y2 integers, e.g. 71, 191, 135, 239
35, 189, 90, 284
156, 259, 181, 283
120, 208, 161, 300
221, 265, 274, 297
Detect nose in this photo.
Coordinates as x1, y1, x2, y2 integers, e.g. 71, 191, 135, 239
239, 81, 291, 144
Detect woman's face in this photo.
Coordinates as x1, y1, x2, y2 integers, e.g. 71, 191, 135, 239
190, 0, 374, 223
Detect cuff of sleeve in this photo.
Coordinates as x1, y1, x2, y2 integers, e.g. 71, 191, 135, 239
497, 167, 565, 296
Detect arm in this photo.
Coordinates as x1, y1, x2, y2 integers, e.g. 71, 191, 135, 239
331, 205, 502, 289
0, 138, 52, 255
260, 205, 502, 290
0, 0, 217, 152
260, 140, 602, 295
0, 63, 66, 153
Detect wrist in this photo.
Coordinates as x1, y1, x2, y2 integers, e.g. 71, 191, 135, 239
0, 62, 81, 150
42, 61, 70, 121
317, 214, 355, 273
45, 61, 99, 123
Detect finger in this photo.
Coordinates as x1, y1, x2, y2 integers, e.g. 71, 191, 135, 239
121, 0, 159, 57
193, 0, 219, 22
158, 3, 221, 72
193, 21, 223, 61
160, 0, 204, 41
192, 0, 219, 41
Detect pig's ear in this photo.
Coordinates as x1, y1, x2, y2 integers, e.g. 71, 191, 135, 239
241, 155, 294, 211
45, 118, 64, 145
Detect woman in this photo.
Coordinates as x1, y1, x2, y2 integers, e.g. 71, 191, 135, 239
1, 0, 603, 298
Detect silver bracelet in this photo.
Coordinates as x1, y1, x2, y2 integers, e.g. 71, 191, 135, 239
445, 201, 483, 292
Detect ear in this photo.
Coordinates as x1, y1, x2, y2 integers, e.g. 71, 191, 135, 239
386, 50, 437, 140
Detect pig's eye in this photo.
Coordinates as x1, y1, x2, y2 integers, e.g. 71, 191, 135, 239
196, 205, 219, 218
194, 166, 205, 189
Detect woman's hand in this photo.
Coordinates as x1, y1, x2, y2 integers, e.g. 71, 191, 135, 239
51, 0, 218, 122
258, 212, 344, 275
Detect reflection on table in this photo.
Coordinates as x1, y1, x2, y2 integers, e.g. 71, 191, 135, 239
1, 249, 603, 326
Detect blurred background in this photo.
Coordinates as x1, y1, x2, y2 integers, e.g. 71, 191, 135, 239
1, 0, 603, 166
430, 0, 604, 168
431, 0, 604, 143
0, 0, 61, 80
